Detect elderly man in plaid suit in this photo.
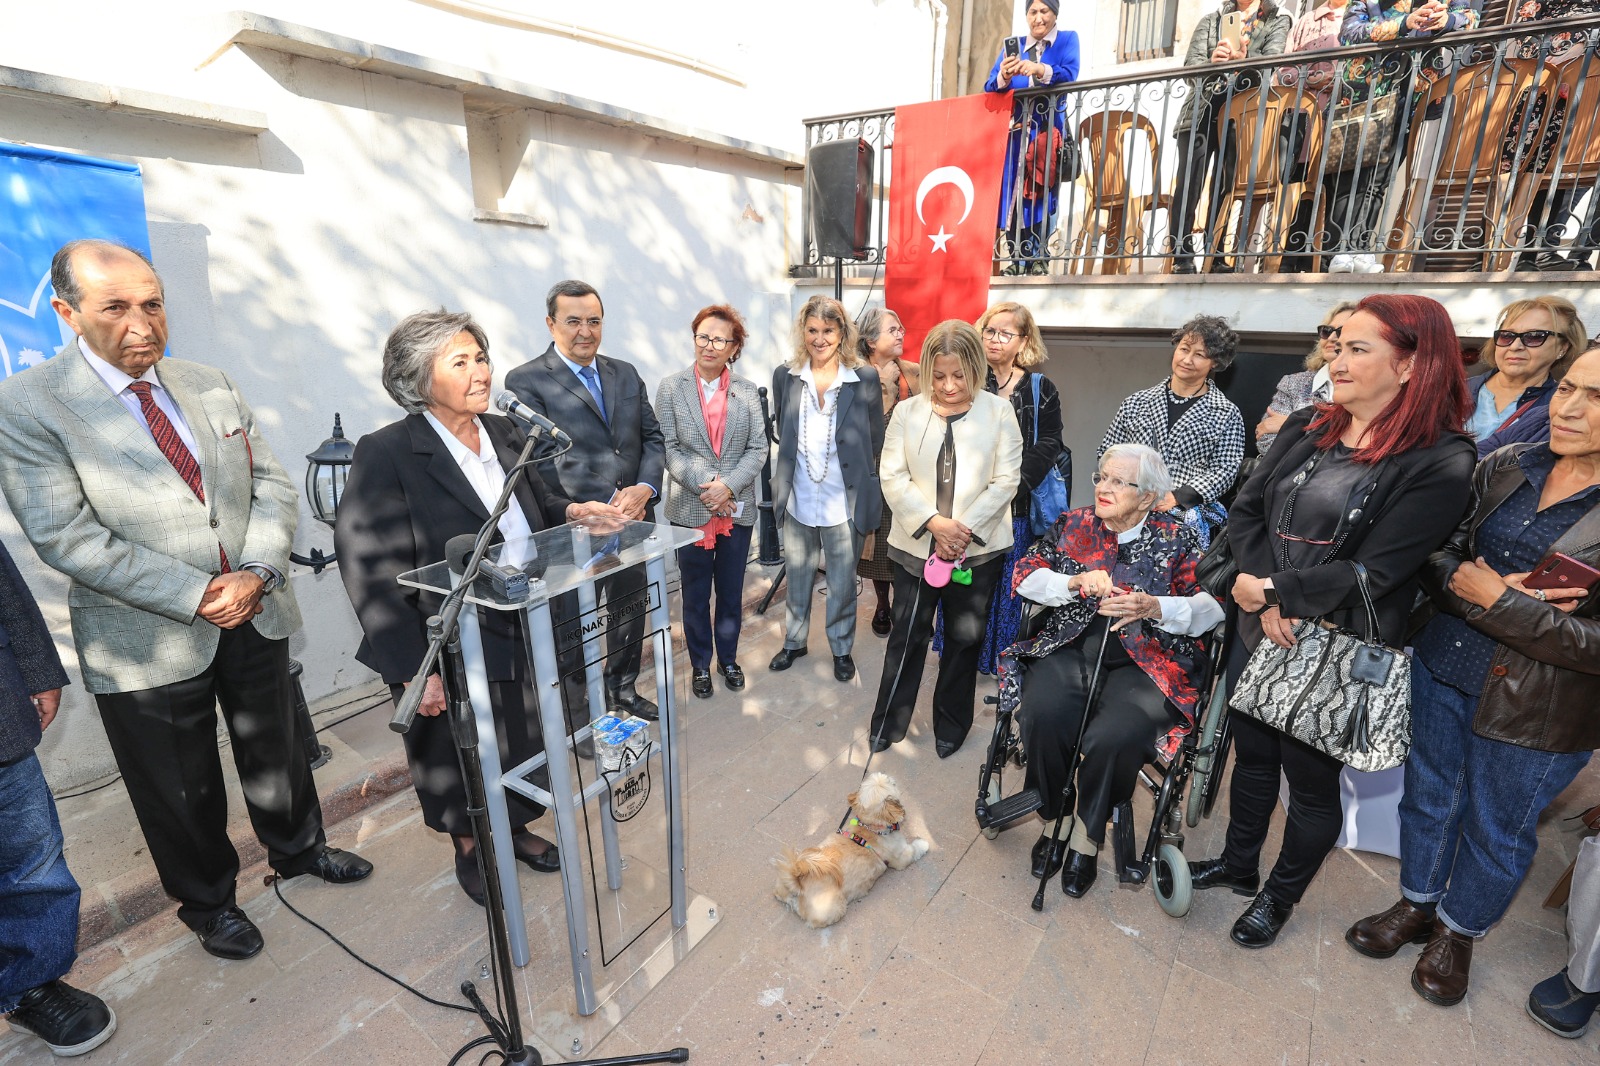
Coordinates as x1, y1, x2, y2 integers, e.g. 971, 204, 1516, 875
0, 241, 371, 963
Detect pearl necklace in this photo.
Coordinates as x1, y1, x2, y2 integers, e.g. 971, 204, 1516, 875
799, 383, 837, 484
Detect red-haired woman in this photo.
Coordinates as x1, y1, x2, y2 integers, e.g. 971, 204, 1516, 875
656, 305, 769, 697
1187, 294, 1476, 949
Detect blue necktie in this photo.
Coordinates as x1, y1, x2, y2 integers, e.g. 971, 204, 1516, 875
578, 365, 607, 424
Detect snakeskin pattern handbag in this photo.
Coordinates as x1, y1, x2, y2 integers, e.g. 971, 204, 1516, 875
1228, 562, 1411, 772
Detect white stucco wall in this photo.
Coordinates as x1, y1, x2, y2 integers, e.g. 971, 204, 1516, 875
0, 0, 945, 787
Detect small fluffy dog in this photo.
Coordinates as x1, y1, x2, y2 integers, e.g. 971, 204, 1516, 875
773, 772, 929, 928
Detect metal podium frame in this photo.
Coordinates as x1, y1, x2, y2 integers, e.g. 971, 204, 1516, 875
398, 517, 712, 1026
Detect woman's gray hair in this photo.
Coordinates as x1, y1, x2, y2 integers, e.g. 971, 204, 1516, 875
382, 310, 490, 414
1099, 442, 1172, 502
855, 306, 901, 361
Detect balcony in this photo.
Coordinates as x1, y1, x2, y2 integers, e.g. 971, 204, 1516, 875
797, 16, 1600, 289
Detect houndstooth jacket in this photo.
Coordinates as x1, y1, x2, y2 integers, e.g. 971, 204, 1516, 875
1097, 378, 1246, 506
0, 341, 301, 694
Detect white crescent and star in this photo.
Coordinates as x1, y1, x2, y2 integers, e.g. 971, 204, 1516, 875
915, 166, 974, 254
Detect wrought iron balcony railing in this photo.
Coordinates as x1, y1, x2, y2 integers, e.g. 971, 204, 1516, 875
798, 15, 1600, 279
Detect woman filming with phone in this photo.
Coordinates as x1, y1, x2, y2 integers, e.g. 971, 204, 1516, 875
1346, 342, 1600, 1010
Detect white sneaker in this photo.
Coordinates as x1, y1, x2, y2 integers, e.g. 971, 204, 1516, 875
1328, 254, 1355, 273
1351, 253, 1384, 273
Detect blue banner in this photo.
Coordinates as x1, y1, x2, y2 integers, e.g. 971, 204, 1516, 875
0, 142, 151, 380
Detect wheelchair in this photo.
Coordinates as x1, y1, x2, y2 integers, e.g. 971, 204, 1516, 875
975, 604, 1236, 918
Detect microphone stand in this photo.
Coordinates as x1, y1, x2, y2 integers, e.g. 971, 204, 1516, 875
390, 429, 689, 1066
754, 385, 787, 616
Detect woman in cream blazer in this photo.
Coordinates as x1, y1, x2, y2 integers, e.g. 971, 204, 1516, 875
869, 321, 1023, 758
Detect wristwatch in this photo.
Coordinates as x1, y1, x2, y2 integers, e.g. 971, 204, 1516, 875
241, 563, 283, 594
1261, 580, 1279, 610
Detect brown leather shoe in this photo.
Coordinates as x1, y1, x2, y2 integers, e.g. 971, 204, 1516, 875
1411, 920, 1475, 1006
1346, 898, 1436, 959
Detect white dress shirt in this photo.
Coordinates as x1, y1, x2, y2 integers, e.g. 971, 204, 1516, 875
1015, 517, 1225, 636
80, 343, 201, 460
424, 411, 538, 566
787, 363, 856, 529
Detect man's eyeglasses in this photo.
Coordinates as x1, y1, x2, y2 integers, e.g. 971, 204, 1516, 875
694, 334, 734, 352
1494, 329, 1557, 348
1316, 325, 1342, 340
982, 327, 1018, 344
1091, 473, 1141, 493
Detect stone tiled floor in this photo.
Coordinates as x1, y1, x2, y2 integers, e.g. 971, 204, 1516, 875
4, 576, 1597, 1064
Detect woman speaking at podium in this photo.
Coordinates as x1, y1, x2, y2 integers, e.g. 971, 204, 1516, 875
335, 310, 624, 905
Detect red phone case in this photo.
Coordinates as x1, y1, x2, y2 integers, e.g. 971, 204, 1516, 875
1523, 552, 1600, 593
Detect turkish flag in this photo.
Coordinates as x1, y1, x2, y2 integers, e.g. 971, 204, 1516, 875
885, 93, 1012, 358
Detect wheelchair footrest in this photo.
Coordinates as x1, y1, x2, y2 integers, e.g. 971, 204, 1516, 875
976, 789, 1043, 830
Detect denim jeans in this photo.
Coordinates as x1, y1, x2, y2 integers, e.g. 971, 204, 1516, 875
780, 519, 860, 657
0, 752, 81, 1012
1399, 659, 1593, 938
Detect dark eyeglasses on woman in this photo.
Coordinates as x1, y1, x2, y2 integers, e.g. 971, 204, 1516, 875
1316, 324, 1342, 340
694, 334, 733, 351
1494, 329, 1557, 348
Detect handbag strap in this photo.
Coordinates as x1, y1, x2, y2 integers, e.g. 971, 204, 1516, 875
1348, 561, 1381, 644
1030, 373, 1039, 447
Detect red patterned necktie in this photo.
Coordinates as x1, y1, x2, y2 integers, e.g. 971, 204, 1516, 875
127, 380, 229, 572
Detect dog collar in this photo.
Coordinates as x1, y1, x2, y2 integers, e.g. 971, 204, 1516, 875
846, 815, 900, 834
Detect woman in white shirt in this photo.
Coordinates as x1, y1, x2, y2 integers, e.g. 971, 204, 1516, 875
768, 296, 885, 682
869, 321, 1023, 759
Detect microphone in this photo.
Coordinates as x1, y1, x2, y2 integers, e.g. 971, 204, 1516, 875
444, 533, 478, 577
493, 390, 571, 444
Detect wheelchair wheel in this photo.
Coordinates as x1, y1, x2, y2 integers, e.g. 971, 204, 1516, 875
1185, 672, 1231, 829
1153, 843, 1193, 918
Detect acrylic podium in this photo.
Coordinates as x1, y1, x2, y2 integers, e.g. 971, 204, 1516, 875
398, 517, 720, 1056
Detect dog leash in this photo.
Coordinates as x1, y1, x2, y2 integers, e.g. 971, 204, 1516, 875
839, 574, 931, 832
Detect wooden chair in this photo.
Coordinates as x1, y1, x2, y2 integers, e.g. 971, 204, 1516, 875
1071, 110, 1168, 275
1382, 56, 1540, 272
1491, 53, 1600, 270
1201, 86, 1324, 274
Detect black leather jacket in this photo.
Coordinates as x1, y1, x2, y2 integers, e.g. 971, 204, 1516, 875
1420, 444, 1600, 753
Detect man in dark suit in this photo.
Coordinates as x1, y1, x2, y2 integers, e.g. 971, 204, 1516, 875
504, 280, 667, 720
0, 241, 371, 964
0, 541, 116, 1056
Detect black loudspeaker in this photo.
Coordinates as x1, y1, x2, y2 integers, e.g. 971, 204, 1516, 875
807, 139, 873, 260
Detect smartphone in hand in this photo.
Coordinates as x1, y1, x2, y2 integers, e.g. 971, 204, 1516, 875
1219, 11, 1244, 52
1005, 37, 1021, 60
1523, 552, 1600, 594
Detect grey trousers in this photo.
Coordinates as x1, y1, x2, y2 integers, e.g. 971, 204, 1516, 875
1570, 834, 1600, 994
781, 518, 860, 656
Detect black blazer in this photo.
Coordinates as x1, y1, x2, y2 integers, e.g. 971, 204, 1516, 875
769, 363, 885, 536
334, 414, 574, 685
503, 345, 667, 511
0, 540, 70, 763
1230, 408, 1475, 646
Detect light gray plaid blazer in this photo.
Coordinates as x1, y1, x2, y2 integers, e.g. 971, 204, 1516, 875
654, 366, 767, 529
0, 342, 301, 694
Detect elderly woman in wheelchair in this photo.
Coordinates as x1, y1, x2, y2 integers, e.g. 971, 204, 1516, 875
995, 443, 1223, 898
